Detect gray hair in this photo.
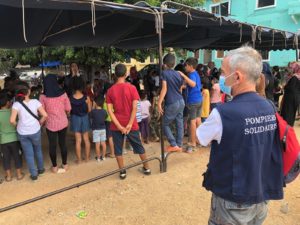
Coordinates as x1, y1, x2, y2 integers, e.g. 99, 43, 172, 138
226, 46, 262, 83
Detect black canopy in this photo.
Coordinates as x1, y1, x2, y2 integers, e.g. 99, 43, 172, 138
0, 0, 298, 50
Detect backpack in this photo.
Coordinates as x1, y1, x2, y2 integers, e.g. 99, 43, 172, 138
274, 112, 300, 184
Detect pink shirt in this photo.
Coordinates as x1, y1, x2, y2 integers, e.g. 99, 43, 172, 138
210, 83, 222, 103
40, 93, 71, 132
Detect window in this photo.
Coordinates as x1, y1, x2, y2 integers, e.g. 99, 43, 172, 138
194, 50, 200, 59
203, 50, 212, 64
257, 0, 275, 8
259, 50, 270, 61
211, 2, 230, 17
215, 50, 224, 59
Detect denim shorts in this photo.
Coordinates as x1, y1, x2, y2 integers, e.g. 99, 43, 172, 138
93, 129, 106, 143
70, 114, 90, 133
111, 130, 145, 156
187, 103, 202, 120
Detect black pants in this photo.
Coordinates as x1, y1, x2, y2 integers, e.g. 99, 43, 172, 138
0, 141, 22, 170
46, 128, 68, 167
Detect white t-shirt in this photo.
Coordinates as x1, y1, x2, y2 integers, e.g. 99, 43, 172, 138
12, 99, 42, 135
140, 100, 151, 119
196, 108, 223, 146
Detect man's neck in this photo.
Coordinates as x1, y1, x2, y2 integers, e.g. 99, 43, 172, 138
189, 69, 195, 74
232, 84, 256, 97
116, 77, 126, 84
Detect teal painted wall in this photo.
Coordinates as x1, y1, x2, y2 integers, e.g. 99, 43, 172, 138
194, 0, 300, 68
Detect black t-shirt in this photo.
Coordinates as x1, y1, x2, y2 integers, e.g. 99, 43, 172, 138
89, 109, 107, 130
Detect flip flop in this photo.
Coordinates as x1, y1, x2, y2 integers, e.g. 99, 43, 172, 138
5, 176, 12, 182
17, 172, 25, 181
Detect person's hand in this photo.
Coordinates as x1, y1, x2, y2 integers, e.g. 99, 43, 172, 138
158, 104, 164, 115
125, 124, 133, 134
118, 125, 126, 134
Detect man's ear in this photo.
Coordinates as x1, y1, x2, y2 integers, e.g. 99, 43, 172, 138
235, 70, 244, 83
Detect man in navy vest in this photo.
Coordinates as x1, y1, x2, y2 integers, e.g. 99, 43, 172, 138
197, 46, 284, 225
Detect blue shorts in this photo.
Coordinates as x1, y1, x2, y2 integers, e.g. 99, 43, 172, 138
93, 129, 106, 143
70, 114, 90, 133
111, 130, 145, 156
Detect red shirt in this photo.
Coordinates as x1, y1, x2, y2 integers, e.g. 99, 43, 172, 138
106, 82, 139, 131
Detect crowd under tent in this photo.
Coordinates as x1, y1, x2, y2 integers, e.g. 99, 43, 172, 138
0, 0, 298, 51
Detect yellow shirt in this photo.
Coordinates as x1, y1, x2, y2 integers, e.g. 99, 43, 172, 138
201, 89, 210, 118
103, 102, 112, 122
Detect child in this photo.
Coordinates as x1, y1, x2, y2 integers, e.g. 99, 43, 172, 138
139, 91, 151, 144
10, 81, 48, 181
201, 80, 211, 123
90, 96, 107, 162
106, 64, 151, 179
103, 99, 115, 158
70, 76, 92, 163
0, 91, 24, 181
149, 91, 160, 142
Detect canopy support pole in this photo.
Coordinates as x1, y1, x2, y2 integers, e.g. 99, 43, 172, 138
296, 49, 299, 62
39, 46, 45, 78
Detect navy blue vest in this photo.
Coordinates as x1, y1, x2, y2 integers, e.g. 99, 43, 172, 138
203, 92, 284, 204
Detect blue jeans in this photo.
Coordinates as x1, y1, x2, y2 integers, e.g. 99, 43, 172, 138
163, 99, 185, 147
18, 130, 44, 177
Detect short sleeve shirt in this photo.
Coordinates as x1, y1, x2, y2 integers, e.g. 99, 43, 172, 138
140, 100, 151, 119
12, 99, 42, 135
40, 93, 71, 132
106, 83, 139, 131
187, 70, 202, 104
162, 69, 184, 105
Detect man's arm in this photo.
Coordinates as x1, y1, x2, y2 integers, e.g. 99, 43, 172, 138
196, 109, 223, 146
158, 80, 167, 115
177, 71, 196, 87
125, 100, 138, 134
107, 103, 126, 134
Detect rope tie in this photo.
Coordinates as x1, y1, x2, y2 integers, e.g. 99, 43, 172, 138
22, 0, 28, 43
91, 0, 96, 35
184, 11, 192, 28
251, 26, 257, 48
239, 24, 242, 42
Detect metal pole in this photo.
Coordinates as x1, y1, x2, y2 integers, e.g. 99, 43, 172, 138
0, 157, 162, 213
156, 9, 166, 172
39, 46, 44, 78
296, 49, 299, 62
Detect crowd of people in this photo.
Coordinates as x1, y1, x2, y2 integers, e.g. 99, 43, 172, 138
0, 50, 299, 183
0, 45, 300, 223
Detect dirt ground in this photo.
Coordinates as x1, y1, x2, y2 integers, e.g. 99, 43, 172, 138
0, 121, 300, 225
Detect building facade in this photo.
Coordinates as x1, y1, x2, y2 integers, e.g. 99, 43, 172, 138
192, 0, 300, 67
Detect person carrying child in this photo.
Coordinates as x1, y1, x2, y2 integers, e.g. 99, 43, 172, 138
106, 64, 151, 179
0, 90, 24, 181
10, 81, 48, 181
90, 96, 107, 162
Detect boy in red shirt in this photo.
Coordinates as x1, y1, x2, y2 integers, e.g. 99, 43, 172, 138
106, 64, 151, 179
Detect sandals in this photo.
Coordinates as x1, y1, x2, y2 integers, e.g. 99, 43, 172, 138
17, 172, 25, 181
5, 176, 12, 182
